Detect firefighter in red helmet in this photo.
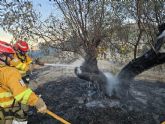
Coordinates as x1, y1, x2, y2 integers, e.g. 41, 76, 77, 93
14, 40, 29, 52
10, 40, 32, 77
0, 40, 47, 124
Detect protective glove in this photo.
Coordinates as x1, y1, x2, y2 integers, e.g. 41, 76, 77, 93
35, 97, 47, 114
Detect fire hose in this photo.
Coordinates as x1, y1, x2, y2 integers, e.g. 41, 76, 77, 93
34, 59, 72, 123
46, 109, 71, 124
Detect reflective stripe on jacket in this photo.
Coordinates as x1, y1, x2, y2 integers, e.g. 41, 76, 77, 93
9, 53, 32, 76
0, 66, 38, 108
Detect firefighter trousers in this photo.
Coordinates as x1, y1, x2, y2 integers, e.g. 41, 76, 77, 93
0, 103, 29, 124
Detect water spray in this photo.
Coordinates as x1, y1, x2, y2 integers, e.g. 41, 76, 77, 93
44, 63, 76, 68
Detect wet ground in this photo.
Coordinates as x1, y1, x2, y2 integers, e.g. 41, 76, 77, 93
28, 66, 165, 124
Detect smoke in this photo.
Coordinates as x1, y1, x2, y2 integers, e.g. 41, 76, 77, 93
70, 58, 84, 67
104, 72, 119, 96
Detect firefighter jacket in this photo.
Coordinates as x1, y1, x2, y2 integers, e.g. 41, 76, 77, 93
9, 53, 32, 76
0, 65, 39, 108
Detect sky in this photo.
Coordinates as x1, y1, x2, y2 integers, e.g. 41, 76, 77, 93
32, 0, 55, 20
32, 0, 63, 21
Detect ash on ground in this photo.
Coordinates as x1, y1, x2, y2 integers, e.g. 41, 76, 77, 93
28, 66, 165, 124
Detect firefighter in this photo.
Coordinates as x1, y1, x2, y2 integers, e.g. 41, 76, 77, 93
10, 40, 32, 77
0, 41, 47, 124
10, 40, 44, 84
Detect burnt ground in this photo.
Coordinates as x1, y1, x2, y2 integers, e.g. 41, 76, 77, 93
28, 66, 165, 124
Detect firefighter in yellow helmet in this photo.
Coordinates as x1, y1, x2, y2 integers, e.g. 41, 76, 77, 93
0, 40, 47, 124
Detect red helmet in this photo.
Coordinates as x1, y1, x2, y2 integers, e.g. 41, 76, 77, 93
0, 40, 15, 54
14, 40, 29, 52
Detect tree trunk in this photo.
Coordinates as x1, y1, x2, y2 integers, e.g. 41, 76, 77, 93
74, 53, 108, 97
82, 53, 99, 74
118, 49, 165, 80
115, 50, 165, 99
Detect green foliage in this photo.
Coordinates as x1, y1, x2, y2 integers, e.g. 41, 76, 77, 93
0, 0, 39, 41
